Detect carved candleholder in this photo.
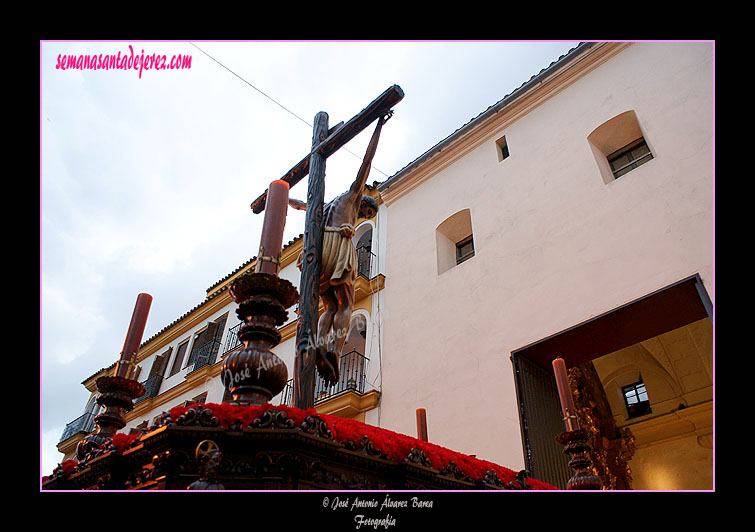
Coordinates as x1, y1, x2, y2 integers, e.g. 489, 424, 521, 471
76, 375, 145, 460
223, 271, 299, 405
556, 429, 603, 490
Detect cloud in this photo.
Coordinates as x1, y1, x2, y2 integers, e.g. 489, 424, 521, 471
41, 267, 108, 365
41, 426, 66, 478
40, 40, 581, 472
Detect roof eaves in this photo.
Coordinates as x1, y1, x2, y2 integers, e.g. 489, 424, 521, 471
204, 233, 305, 294
378, 42, 595, 193
82, 285, 231, 385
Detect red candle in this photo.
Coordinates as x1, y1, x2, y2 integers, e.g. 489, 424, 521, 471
552, 357, 578, 431
416, 408, 428, 442
257, 180, 290, 274
115, 293, 153, 378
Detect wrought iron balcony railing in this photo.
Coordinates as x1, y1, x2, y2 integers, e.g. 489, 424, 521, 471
279, 349, 369, 407
356, 245, 375, 279
134, 374, 163, 405
186, 337, 222, 375
280, 379, 294, 407
223, 322, 243, 355
59, 412, 95, 443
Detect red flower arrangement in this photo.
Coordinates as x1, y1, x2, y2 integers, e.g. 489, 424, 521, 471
111, 432, 142, 453
43, 403, 557, 489
44, 434, 142, 482
61, 459, 78, 477
43, 459, 78, 482
43, 459, 78, 484
167, 402, 558, 490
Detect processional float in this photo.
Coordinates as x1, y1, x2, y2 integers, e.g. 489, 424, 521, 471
43, 85, 599, 491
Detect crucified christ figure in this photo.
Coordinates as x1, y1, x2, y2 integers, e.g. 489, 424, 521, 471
291, 112, 389, 385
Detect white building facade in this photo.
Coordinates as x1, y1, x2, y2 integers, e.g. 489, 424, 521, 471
57, 42, 714, 490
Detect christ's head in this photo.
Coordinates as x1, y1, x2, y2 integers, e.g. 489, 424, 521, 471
359, 196, 378, 220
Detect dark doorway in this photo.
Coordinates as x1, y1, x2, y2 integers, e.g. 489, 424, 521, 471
510, 274, 712, 489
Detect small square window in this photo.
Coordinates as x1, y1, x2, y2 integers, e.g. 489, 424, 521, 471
608, 138, 653, 179
455, 236, 475, 265
622, 380, 652, 418
437, 209, 474, 274
495, 135, 510, 162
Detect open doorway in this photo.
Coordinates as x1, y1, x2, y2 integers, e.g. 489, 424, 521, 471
511, 274, 713, 490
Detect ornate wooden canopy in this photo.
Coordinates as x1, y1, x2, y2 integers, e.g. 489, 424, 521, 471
42, 403, 557, 491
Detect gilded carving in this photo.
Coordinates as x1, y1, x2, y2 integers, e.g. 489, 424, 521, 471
569, 363, 636, 489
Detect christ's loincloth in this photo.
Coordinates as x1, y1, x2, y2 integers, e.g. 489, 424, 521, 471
297, 223, 357, 291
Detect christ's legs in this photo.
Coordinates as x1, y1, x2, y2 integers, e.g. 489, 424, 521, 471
331, 282, 355, 358
317, 289, 338, 351
314, 283, 355, 385
315, 288, 340, 385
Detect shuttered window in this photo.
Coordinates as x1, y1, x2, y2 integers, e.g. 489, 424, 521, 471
169, 340, 189, 377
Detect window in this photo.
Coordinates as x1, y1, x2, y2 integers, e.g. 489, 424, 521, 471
622, 380, 652, 418
495, 135, 510, 161
84, 394, 99, 415
183, 392, 207, 407
353, 224, 374, 279
436, 209, 474, 274
455, 235, 475, 265
187, 315, 228, 371
587, 110, 654, 184
168, 340, 189, 377
130, 420, 149, 434
194, 392, 208, 404
608, 138, 653, 179
222, 385, 233, 403
148, 348, 172, 379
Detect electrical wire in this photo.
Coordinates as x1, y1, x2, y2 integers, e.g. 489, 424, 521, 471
189, 41, 390, 178
190, 41, 390, 423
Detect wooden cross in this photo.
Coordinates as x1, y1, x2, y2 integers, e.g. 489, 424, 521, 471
250, 85, 404, 410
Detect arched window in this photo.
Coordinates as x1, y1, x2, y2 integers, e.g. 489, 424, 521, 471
436, 209, 474, 274
352, 223, 374, 279
338, 315, 369, 393
342, 312, 368, 356
588, 110, 654, 184
84, 393, 101, 417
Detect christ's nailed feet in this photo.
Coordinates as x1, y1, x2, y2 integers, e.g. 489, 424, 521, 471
316, 348, 340, 386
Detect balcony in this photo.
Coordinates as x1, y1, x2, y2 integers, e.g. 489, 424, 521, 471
223, 323, 243, 355
186, 337, 222, 375
280, 349, 370, 409
356, 245, 375, 279
59, 412, 95, 443
134, 374, 164, 405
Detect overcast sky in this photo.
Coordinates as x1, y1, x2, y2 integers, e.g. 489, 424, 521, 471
40, 40, 580, 477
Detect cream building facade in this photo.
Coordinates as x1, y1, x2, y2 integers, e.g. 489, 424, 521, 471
376, 41, 713, 490
57, 42, 714, 490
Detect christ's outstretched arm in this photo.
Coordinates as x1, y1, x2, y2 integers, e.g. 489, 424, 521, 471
349, 112, 391, 197
288, 198, 307, 211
